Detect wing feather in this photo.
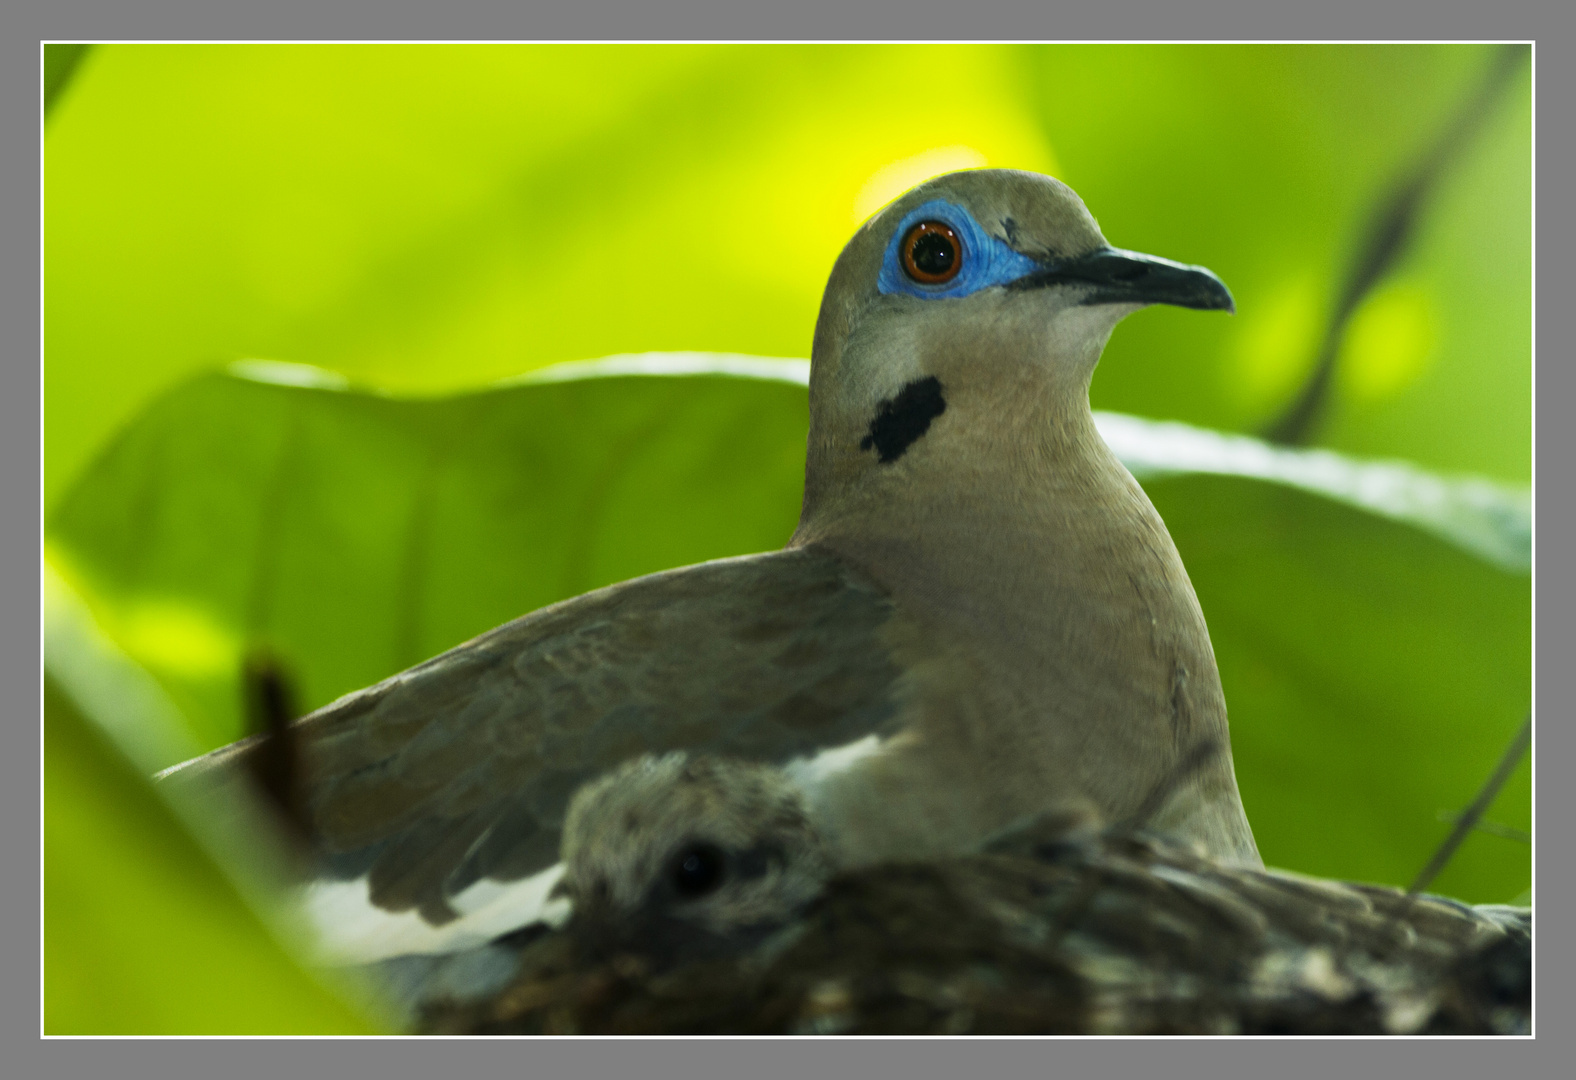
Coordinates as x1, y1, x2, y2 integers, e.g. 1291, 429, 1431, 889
163, 546, 905, 926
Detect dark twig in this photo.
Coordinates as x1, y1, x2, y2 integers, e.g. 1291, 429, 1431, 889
240, 647, 311, 847
1265, 44, 1528, 445
1406, 713, 1531, 899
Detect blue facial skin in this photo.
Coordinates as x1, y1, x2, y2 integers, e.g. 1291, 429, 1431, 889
877, 199, 1042, 301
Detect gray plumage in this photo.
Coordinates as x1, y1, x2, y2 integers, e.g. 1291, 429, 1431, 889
161, 168, 1259, 962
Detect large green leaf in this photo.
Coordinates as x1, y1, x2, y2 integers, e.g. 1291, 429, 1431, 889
1145, 476, 1528, 901
45, 359, 1529, 904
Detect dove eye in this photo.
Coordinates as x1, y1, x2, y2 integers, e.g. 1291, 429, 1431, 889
901, 221, 963, 285
670, 843, 727, 898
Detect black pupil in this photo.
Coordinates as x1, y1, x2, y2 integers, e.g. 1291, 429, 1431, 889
911, 230, 956, 277
671, 845, 725, 897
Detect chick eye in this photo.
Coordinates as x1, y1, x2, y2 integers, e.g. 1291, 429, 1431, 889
670, 843, 727, 898
901, 221, 963, 285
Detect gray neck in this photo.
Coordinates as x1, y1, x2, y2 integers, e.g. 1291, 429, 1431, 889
791, 369, 1166, 650
791, 373, 1239, 827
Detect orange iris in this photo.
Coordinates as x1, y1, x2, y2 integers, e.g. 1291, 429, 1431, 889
901, 221, 963, 285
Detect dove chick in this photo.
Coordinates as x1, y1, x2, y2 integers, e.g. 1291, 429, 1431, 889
557, 752, 833, 951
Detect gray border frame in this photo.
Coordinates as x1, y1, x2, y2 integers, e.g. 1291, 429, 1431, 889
16, 1, 1567, 1076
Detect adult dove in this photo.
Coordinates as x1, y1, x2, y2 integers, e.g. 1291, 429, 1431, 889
160, 168, 1260, 964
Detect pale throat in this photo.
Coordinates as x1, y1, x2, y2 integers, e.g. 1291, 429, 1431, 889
794, 374, 1164, 638
792, 302, 1163, 617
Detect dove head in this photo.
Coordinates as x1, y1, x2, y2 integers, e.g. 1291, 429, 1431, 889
799, 169, 1233, 519
557, 753, 833, 954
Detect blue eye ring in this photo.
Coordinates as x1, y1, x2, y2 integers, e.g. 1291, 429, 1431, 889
877, 199, 1041, 300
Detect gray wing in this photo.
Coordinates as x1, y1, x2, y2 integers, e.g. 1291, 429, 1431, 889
163, 546, 905, 925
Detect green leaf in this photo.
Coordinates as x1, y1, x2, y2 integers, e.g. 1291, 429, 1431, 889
44, 665, 385, 1034
45, 358, 1529, 903
1099, 411, 1529, 573
1145, 475, 1528, 902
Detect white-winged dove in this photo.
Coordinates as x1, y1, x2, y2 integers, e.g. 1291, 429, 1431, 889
160, 169, 1260, 965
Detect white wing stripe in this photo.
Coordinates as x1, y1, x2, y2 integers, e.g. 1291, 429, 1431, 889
302, 862, 572, 964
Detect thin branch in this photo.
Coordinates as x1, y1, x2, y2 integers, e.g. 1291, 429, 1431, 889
1407, 712, 1531, 898
1435, 808, 1530, 845
1265, 44, 1528, 445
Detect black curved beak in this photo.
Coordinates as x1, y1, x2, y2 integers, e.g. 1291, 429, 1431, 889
1008, 247, 1235, 313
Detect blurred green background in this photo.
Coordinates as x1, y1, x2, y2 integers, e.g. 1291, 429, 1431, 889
43, 44, 1530, 1033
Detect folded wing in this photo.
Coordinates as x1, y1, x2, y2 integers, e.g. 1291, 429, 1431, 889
161, 546, 906, 952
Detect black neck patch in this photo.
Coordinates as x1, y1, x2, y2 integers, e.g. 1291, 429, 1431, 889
859, 376, 947, 464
